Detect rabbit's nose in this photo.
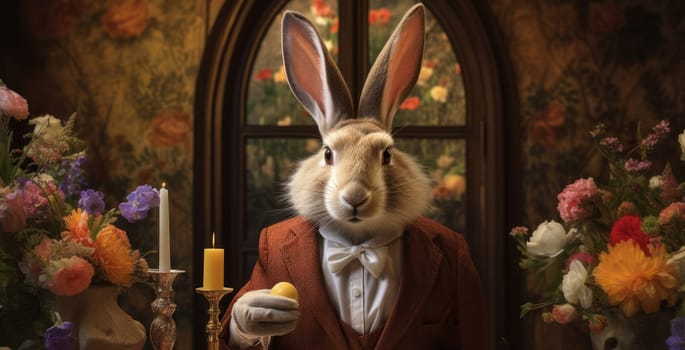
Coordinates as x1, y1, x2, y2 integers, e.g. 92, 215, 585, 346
340, 183, 370, 208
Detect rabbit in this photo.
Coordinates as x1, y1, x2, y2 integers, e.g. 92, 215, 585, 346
221, 4, 488, 350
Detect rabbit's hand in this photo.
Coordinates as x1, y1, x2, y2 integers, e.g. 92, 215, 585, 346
229, 289, 300, 344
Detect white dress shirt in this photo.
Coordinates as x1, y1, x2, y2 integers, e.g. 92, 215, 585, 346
319, 225, 403, 335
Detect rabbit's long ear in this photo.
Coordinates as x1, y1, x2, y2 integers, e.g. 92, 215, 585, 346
359, 4, 425, 131
282, 11, 353, 135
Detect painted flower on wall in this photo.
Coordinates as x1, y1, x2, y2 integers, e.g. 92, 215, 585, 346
528, 101, 566, 149
588, 2, 626, 35
26, 0, 87, 38
147, 111, 191, 147
101, 0, 150, 39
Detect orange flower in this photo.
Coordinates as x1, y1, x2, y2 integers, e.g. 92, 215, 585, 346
593, 241, 679, 317
400, 96, 420, 111
94, 225, 134, 285
61, 208, 94, 247
310, 0, 334, 18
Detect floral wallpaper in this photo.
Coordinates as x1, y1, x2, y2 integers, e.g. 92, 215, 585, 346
1, 0, 204, 348
2, 0, 685, 348
490, 0, 685, 348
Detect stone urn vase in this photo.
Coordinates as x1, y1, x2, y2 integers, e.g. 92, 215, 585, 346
57, 284, 146, 350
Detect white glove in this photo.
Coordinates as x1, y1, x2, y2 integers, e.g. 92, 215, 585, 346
229, 289, 300, 347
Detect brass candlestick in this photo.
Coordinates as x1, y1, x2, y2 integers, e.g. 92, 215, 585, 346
196, 287, 234, 350
149, 269, 185, 350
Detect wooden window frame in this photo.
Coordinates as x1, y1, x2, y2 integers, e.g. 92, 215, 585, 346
193, 1, 521, 348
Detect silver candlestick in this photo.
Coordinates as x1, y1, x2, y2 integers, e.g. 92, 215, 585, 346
149, 269, 185, 350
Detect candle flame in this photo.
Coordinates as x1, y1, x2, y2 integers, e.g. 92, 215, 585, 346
212, 232, 215, 248
161, 181, 167, 188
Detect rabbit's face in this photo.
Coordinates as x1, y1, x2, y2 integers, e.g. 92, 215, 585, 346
288, 119, 431, 240
282, 4, 428, 240
322, 121, 391, 224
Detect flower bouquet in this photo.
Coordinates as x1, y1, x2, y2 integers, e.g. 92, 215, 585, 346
0, 81, 159, 349
511, 119, 685, 347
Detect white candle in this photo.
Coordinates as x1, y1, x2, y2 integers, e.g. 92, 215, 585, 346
159, 183, 171, 272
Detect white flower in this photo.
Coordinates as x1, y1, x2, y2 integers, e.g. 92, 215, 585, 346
430, 85, 448, 103
29, 115, 63, 143
562, 260, 593, 308
526, 220, 567, 257
417, 66, 433, 85
679, 129, 685, 160
649, 175, 663, 189
667, 246, 685, 291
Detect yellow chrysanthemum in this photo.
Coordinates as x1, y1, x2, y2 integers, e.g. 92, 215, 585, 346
61, 208, 93, 246
94, 225, 134, 285
593, 240, 679, 317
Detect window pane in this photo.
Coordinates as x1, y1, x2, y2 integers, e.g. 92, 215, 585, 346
245, 138, 321, 240
369, 0, 466, 126
246, 0, 339, 126
396, 138, 467, 233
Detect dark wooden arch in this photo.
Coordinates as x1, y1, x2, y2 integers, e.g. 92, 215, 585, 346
193, 1, 521, 348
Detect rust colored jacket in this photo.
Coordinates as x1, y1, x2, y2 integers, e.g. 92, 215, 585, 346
219, 216, 489, 350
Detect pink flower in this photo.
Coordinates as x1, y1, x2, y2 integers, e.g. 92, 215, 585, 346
47, 256, 94, 296
19, 238, 53, 285
565, 252, 595, 272
587, 314, 609, 332
20, 180, 50, 218
557, 177, 599, 222
551, 304, 577, 325
659, 202, 685, 226
0, 188, 27, 232
624, 158, 652, 173
0, 85, 29, 120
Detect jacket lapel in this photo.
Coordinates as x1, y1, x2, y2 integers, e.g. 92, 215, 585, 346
376, 225, 444, 350
280, 219, 348, 349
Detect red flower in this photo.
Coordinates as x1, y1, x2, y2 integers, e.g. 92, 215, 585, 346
369, 8, 391, 26
609, 215, 651, 255
255, 68, 272, 81
400, 96, 420, 111
330, 19, 339, 34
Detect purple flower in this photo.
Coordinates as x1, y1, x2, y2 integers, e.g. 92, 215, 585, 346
119, 185, 160, 222
78, 189, 105, 215
44, 321, 76, 350
667, 317, 685, 350
59, 155, 87, 198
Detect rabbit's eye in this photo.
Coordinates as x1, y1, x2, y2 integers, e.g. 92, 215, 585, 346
382, 147, 392, 165
324, 147, 334, 165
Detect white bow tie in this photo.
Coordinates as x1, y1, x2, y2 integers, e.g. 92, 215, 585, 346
324, 240, 389, 278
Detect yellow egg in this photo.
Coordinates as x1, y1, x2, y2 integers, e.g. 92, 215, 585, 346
270, 281, 299, 301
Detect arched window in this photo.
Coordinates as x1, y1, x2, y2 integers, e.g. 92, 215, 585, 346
194, 0, 518, 348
